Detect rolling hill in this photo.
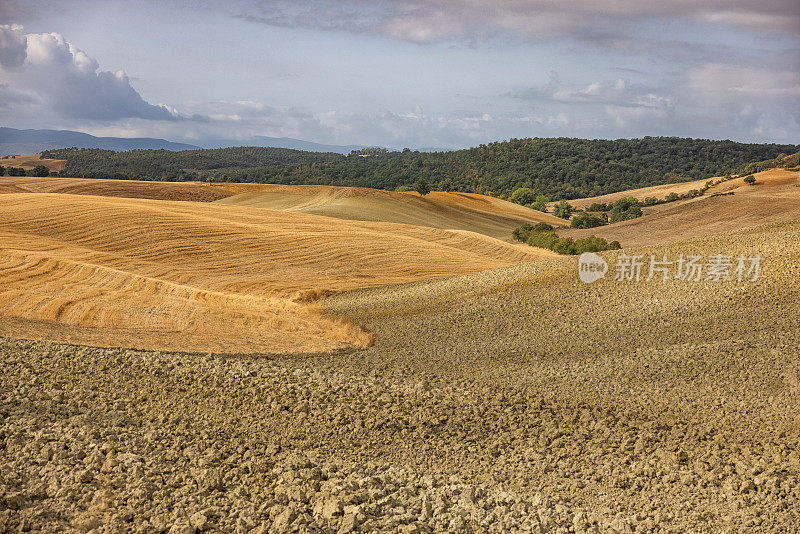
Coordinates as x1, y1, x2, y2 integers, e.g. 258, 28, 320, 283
0, 191, 554, 353
560, 167, 800, 246
216, 184, 567, 240
3, 159, 800, 532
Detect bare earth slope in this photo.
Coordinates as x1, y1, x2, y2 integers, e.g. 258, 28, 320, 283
216, 185, 566, 240
0, 192, 552, 353
320, 218, 800, 530
561, 168, 800, 246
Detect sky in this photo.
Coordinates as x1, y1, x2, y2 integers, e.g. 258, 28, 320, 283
0, 0, 798, 149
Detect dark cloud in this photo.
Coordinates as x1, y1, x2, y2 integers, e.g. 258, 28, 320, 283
238, 0, 800, 43
0, 24, 26, 68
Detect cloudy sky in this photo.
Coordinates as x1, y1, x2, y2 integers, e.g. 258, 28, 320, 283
1, 0, 798, 149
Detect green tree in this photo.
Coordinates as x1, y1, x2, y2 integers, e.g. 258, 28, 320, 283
553, 200, 573, 219
32, 165, 50, 177
414, 178, 431, 196
0, 165, 5, 176
439, 178, 454, 192
743, 174, 756, 184
531, 194, 548, 212
509, 187, 537, 206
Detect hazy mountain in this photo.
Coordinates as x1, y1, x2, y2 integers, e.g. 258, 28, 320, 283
202, 136, 366, 154
0, 127, 200, 156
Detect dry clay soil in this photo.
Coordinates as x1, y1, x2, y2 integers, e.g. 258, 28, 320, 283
2, 213, 800, 532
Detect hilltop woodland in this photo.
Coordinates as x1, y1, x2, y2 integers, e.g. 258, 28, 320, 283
42, 137, 799, 201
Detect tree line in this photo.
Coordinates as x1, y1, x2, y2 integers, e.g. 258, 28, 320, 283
42, 137, 799, 200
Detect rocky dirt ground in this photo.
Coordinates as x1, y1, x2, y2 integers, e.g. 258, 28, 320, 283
2, 220, 800, 532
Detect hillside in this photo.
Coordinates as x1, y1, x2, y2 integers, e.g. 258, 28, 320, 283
0, 175, 262, 201
312, 217, 800, 531
560, 167, 800, 246
42, 137, 799, 199
0, 192, 553, 353
0, 153, 66, 173
216, 185, 566, 240
562, 175, 719, 210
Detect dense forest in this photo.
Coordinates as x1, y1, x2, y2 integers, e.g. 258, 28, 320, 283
42, 137, 799, 200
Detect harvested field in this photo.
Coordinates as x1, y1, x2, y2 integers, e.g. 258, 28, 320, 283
0, 153, 66, 172
217, 185, 567, 240
0, 192, 551, 353
0, 176, 260, 202
2, 170, 800, 532
561, 168, 800, 246
562, 175, 720, 210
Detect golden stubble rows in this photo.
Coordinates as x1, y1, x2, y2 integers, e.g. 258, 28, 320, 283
0, 192, 551, 353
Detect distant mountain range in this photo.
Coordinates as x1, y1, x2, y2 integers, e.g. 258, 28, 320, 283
0, 128, 200, 156
0, 127, 373, 156
203, 136, 366, 154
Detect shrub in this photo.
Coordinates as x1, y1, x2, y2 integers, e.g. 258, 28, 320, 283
32, 165, 50, 177
743, 174, 756, 185
5, 167, 25, 176
511, 222, 554, 242
609, 197, 643, 223
512, 223, 620, 255
414, 178, 431, 196
587, 202, 612, 212
664, 192, 680, 202
643, 197, 659, 206
395, 185, 414, 192
570, 212, 607, 229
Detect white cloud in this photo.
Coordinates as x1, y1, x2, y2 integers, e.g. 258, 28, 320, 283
512, 72, 673, 109
0, 25, 180, 121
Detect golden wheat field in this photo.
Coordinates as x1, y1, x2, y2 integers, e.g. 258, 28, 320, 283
0, 153, 66, 172
218, 185, 567, 239
0, 188, 554, 353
